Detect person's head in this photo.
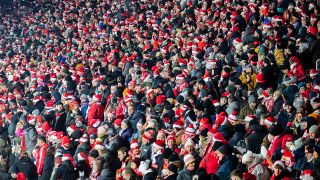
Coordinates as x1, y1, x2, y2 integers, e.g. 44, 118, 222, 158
117, 147, 128, 162
37, 136, 46, 146
184, 154, 196, 171
121, 167, 136, 180
273, 162, 285, 176
230, 169, 242, 180
93, 156, 105, 172
285, 102, 293, 113
56, 102, 63, 111
127, 105, 135, 116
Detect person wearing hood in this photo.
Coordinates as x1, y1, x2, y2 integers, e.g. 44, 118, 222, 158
242, 151, 270, 180
9, 152, 37, 180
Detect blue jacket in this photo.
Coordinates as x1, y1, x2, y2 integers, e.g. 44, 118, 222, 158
216, 155, 237, 180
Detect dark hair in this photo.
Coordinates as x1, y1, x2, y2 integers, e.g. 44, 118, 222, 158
46, 146, 56, 155
117, 147, 129, 154
230, 169, 242, 178
38, 136, 46, 143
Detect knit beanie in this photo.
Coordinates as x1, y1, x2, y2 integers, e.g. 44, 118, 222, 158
184, 154, 195, 166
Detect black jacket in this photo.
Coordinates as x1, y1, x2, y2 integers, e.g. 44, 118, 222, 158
9, 155, 38, 180
39, 154, 55, 180
52, 160, 77, 180
246, 124, 267, 154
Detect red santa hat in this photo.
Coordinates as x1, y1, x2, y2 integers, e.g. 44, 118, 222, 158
212, 100, 220, 107
212, 132, 228, 144
27, 115, 36, 124
93, 94, 102, 102
300, 169, 314, 180
142, 130, 155, 141
256, 73, 265, 83
185, 124, 195, 136
77, 152, 88, 161
67, 125, 77, 134
166, 134, 175, 142
264, 116, 277, 126
244, 115, 256, 122
62, 154, 76, 168
62, 136, 71, 146
310, 69, 318, 77
153, 140, 165, 150
228, 111, 238, 123
130, 139, 140, 149
79, 134, 88, 143
173, 120, 184, 130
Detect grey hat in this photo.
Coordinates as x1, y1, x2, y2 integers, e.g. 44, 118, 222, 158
248, 95, 257, 103
309, 125, 319, 134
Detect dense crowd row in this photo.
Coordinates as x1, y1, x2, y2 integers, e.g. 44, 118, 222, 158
0, 0, 320, 179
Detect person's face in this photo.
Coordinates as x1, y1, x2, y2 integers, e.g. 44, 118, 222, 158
118, 151, 127, 161
133, 148, 139, 155
121, 122, 128, 130
56, 104, 63, 111
142, 137, 148, 145
137, 124, 143, 132
122, 171, 130, 180
285, 105, 292, 113
130, 162, 137, 169
231, 175, 241, 180
249, 102, 257, 109
186, 161, 195, 171
168, 140, 175, 148
128, 106, 135, 115
90, 138, 96, 144
313, 151, 319, 159
273, 167, 282, 176
296, 113, 303, 123
110, 86, 117, 94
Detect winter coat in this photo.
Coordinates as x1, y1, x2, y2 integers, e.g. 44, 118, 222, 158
268, 135, 284, 157
87, 102, 104, 125
239, 73, 257, 91
140, 143, 152, 160
269, 97, 283, 117
52, 160, 77, 180
177, 167, 195, 180
23, 124, 37, 153
246, 124, 267, 154
216, 155, 237, 180
106, 135, 122, 154
277, 110, 295, 129
35, 143, 49, 176
130, 110, 146, 133
53, 111, 67, 133
9, 155, 38, 180
73, 142, 91, 161
97, 168, 115, 180
199, 151, 219, 175
228, 131, 245, 148
39, 154, 54, 180
239, 104, 255, 121
77, 160, 90, 179
310, 38, 320, 65
247, 155, 270, 180
119, 128, 133, 148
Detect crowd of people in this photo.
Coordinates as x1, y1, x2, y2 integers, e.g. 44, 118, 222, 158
0, 0, 320, 179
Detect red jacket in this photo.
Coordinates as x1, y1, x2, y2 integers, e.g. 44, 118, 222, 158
268, 135, 284, 157
87, 102, 105, 124
199, 151, 219, 175
35, 143, 48, 175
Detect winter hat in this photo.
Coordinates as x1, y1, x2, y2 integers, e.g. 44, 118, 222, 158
228, 111, 238, 123
256, 73, 265, 83
184, 154, 195, 166
142, 130, 155, 141
93, 94, 102, 102
67, 125, 77, 135
309, 69, 317, 77
166, 133, 175, 142
62, 136, 70, 146
27, 114, 36, 125
42, 121, 51, 132
273, 160, 285, 169
269, 125, 283, 136
153, 140, 165, 150
212, 132, 228, 144
89, 150, 99, 158
168, 164, 178, 173
244, 115, 256, 122
264, 116, 277, 126
185, 124, 195, 136
217, 145, 232, 156
77, 152, 88, 161
248, 95, 257, 103
130, 139, 140, 149
242, 151, 254, 164
79, 134, 88, 143
212, 100, 220, 107
173, 120, 184, 129
309, 125, 318, 133
184, 138, 195, 148
62, 154, 76, 168
300, 169, 314, 180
